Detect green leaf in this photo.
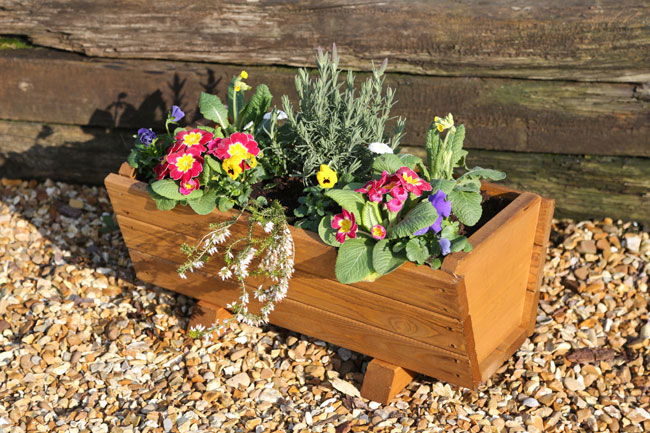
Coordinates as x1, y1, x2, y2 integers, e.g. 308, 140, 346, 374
173, 127, 185, 137
228, 79, 245, 128
205, 155, 223, 173
372, 154, 403, 175
389, 200, 439, 239
361, 201, 382, 231
318, 216, 340, 247
459, 167, 506, 181
448, 124, 466, 167
397, 154, 422, 171
146, 185, 177, 211
127, 149, 139, 169
239, 84, 273, 130
197, 125, 215, 134
217, 196, 235, 213
200, 160, 213, 186
372, 239, 407, 275
324, 189, 365, 222
199, 92, 229, 129
188, 190, 217, 215
151, 179, 184, 200
454, 177, 482, 193
405, 238, 430, 264
449, 189, 482, 226
450, 236, 473, 253
335, 238, 375, 284
430, 179, 456, 195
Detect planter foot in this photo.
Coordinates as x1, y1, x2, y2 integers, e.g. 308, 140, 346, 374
188, 300, 232, 340
361, 359, 416, 404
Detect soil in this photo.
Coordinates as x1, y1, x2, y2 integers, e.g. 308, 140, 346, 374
251, 176, 305, 223
460, 190, 516, 237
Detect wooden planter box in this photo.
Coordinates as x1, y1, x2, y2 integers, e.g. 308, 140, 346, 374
105, 163, 554, 402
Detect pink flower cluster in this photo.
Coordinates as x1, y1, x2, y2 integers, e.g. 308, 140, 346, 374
154, 130, 260, 195
355, 167, 432, 213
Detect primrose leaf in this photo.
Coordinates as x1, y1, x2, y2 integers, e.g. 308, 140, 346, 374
318, 216, 340, 247
372, 239, 407, 275
430, 179, 456, 195
239, 84, 273, 131
146, 185, 177, 211
151, 179, 185, 200
217, 197, 235, 213
389, 200, 439, 239
199, 92, 230, 129
372, 154, 403, 175
459, 167, 506, 181
187, 190, 217, 215
361, 201, 382, 231
448, 124, 467, 167
335, 238, 375, 284
324, 189, 365, 223
449, 189, 482, 226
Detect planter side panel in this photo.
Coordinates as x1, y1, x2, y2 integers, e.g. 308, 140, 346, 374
127, 249, 476, 387
115, 214, 471, 355
105, 174, 465, 317
445, 193, 541, 364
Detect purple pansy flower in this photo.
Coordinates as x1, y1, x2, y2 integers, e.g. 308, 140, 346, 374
414, 190, 452, 236
439, 238, 451, 255
137, 128, 157, 145
170, 105, 185, 122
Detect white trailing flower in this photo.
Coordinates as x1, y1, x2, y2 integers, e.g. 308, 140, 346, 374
368, 142, 394, 154
264, 221, 275, 233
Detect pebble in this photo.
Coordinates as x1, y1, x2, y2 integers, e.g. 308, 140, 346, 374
225, 372, 250, 389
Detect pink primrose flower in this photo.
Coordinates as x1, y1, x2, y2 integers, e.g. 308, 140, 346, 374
331, 209, 358, 244
167, 151, 204, 180
175, 129, 213, 154
355, 171, 390, 202
208, 132, 259, 161
395, 167, 432, 197
385, 197, 405, 213
153, 159, 169, 180
370, 224, 387, 240
389, 185, 408, 202
179, 178, 200, 195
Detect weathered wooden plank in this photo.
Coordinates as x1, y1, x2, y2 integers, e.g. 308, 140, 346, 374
129, 249, 477, 387
115, 214, 470, 353
1, 50, 648, 156
0, 119, 131, 184
1, 0, 648, 82
443, 193, 540, 364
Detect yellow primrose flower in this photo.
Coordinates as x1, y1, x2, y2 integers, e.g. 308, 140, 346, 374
222, 157, 243, 180
234, 85, 241, 92
240, 70, 248, 79
434, 113, 455, 133
316, 164, 338, 188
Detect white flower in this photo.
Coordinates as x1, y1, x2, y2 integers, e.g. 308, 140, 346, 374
263, 110, 288, 120
218, 267, 232, 280
243, 121, 254, 130
368, 142, 394, 154
264, 221, 274, 233
192, 324, 205, 332
179, 273, 187, 280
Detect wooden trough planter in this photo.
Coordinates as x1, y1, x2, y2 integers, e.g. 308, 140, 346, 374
105, 162, 554, 404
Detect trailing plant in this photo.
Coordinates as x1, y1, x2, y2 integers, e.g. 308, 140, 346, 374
277, 44, 406, 185
318, 114, 505, 284
182, 200, 295, 335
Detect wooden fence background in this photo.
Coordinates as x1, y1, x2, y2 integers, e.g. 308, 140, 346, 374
0, 0, 648, 222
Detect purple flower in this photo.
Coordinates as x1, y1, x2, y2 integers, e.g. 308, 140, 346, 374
170, 105, 185, 122
439, 238, 451, 255
414, 190, 452, 236
137, 128, 157, 145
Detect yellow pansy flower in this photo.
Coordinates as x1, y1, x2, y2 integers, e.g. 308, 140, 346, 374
316, 164, 338, 188
222, 157, 243, 180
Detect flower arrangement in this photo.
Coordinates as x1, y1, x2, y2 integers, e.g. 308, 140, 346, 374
127, 46, 504, 334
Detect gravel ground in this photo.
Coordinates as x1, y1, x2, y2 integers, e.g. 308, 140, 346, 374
0, 177, 649, 433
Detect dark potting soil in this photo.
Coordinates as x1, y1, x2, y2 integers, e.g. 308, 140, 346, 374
251, 176, 305, 223
459, 190, 516, 238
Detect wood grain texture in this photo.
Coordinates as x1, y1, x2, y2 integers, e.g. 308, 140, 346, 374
105, 173, 466, 317
114, 214, 470, 353
128, 249, 476, 387
1, 1, 648, 82
1, 50, 648, 157
361, 359, 416, 405
444, 193, 541, 364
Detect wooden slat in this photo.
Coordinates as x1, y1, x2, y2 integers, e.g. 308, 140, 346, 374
478, 325, 530, 383
188, 300, 233, 339
128, 249, 476, 387
0, 50, 648, 157
115, 214, 470, 353
105, 173, 466, 317
443, 193, 541, 364
1, 1, 648, 82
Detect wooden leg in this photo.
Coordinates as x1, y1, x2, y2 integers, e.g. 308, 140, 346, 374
188, 300, 233, 340
361, 359, 416, 404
